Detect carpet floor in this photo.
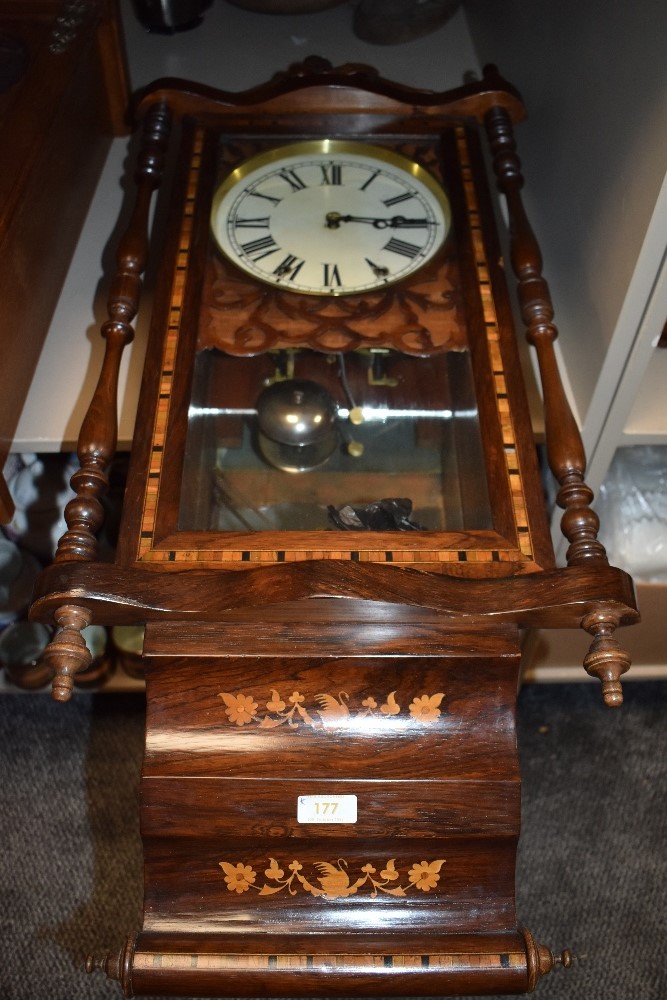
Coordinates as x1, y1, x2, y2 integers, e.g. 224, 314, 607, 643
1, 680, 665, 1000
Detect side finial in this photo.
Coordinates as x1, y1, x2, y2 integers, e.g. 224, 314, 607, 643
582, 612, 632, 706
85, 934, 135, 997
41, 605, 92, 702
523, 927, 572, 989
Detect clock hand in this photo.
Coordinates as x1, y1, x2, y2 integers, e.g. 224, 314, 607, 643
384, 216, 433, 229
325, 212, 433, 230
365, 258, 390, 279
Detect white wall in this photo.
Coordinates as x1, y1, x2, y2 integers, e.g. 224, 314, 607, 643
121, 0, 479, 92
464, 0, 667, 449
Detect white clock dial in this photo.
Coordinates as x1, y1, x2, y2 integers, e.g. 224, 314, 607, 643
210, 140, 451, 296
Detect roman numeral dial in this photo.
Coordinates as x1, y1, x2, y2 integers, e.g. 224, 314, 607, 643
210, 140, 451, 295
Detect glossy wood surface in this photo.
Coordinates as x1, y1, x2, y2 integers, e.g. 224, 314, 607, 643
55, 98, 171, 565
124, 627, 527, 995
118, 929, 553, 997
133, 59, 526, 132
90, 925, 569, 997
31, 58, 629, 997
32, 560, 638, 630
484, 107, 605, 568
113, 108, 554, 578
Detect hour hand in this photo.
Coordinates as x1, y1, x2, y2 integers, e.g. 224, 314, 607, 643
386, 215, 433, 229
325, 212, 371, 229
326, 212, 432, 229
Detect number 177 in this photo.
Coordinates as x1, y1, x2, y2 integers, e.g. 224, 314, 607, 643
314, 801, 338, 816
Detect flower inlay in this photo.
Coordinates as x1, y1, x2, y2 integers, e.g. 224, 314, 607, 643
219, 857, 446, 899
217, 688, 445, 729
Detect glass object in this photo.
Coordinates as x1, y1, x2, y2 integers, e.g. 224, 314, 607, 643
0, 621, 52, 689
131, 0, 211, 33
179, 347, 492, 533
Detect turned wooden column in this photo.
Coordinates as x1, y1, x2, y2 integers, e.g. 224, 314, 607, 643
42, 101, 171, 700
56, 101, 172, 563
484, 104, 633, 705
484, 105, 606, 568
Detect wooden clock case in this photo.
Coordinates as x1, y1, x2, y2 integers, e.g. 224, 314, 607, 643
30, 59, 638, 997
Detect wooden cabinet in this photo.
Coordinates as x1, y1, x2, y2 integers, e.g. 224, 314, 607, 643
0, 0, 128, 520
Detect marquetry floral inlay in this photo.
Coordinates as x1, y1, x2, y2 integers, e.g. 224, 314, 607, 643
217, 689, 445, 729
219, 858, 446, 899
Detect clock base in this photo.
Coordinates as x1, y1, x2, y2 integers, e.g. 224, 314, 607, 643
87, 929, 571, 996
79, 618, 571, 997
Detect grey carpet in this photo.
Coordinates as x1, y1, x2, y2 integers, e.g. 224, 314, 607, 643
1, 681, 665, 1000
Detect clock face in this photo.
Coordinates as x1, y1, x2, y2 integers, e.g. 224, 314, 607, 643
210, 140, 451, 296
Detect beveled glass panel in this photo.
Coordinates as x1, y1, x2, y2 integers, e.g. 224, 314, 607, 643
178, 348, 492, 533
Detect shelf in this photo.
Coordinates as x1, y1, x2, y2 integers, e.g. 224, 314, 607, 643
622, 348, 667, 445
0, 665, 145, 695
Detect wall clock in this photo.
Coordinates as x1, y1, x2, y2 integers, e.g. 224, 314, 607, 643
31, 59, 638, 997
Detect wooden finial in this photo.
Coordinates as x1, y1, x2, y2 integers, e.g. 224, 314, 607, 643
582, 611, 632, 706
523, 927, 572, 989
85, 933, 135, 996
41, 605, 92, 702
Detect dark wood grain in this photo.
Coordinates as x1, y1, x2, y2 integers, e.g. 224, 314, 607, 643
31, 560, 638, 630
143, 619, 516, 658
484, 106, 604, 567
88, 926, 566, 997
142, 652, 520, 781
140, 837, 519, 933
131, 643, 523, 993
55, 99, 172, 563
141, 777, 520, 840
31, 58, 624, 995
132, 60, 526, 132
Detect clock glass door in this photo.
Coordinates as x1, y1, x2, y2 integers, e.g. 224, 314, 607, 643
178, 346, 492, 533
123, 122, 549, 577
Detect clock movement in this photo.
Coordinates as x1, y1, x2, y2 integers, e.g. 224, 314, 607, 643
30, 59, 638, 997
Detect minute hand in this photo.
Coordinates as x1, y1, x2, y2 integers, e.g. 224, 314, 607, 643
325, 212, 434, 230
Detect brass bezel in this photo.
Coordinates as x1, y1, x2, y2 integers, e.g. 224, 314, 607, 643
210, 139, 452, 297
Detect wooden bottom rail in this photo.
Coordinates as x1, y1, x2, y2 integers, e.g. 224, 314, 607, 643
86, 930, 571, 997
